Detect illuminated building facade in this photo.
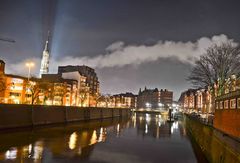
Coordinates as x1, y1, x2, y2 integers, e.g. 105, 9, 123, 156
0, 60, 28, 104
41, 74, 84, 106
58, 65, 99, 95
178, 89, 212, 113
214, 75, 240, 137
111, 92, 137, 108
137, 87, 173, 109
0, 60, 90, 106
159, 89, 173, 106
61, 71, 90, 107
137, 87, 160, 109
0, 74, 28, 104
58, 65, 100, 106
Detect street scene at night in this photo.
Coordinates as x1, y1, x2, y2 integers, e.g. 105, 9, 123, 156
0, 0, 240, 163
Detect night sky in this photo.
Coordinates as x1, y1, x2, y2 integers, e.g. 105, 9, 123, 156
1, 0, 240, 99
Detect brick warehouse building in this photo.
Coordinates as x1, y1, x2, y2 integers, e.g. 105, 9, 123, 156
214, 76, 240, 138
178, 89, 212, 114
137, 87, 173, 109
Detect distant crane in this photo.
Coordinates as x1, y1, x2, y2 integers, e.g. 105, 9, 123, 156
0, 37, 15, 43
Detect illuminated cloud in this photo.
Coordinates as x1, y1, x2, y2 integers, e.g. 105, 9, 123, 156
5, 34, 236, 77
51, 34, 236, 69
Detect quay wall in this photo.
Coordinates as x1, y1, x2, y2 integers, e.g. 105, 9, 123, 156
0, 104, 131, 130
185, 115, 240, 163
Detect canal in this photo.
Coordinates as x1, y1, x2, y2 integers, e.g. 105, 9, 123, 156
0, 113, 208, 163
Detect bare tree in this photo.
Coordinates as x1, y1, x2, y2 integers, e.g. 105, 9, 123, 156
44, 82, 55, 105
79, 87, 88, 107
188, 43, 240, 96
27, 80, 49, 105
93, 93, 102, 107
103, 94, 112, 108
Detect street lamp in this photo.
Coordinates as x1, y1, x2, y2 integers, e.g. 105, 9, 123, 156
158, 103, 163, 107
25, 62, 34, 81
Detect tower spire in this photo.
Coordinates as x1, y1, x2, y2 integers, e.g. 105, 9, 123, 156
44, 31, 50, 51
39, 31, 50, 77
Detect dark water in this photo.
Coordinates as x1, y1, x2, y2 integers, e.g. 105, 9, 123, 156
0, 113, 208, 163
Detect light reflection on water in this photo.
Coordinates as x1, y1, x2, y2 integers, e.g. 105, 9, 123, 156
0, 114, 208, 163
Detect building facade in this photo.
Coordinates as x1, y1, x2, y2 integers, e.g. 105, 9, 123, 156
214, 76, 240, 137
41, 74, 81, 106
111, 92, 137, 108
0, 74, 28, 104
137, 87, 159, 109
137, 87, 173, 109
0, 60, 91, 107
178, 89, 212, 113
58, 65, 99, 95
159, 89, 173, 106
58, 65, 100, 107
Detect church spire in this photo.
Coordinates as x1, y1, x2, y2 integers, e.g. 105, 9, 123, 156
44, 31, 50, 51
39, 31, 50, 77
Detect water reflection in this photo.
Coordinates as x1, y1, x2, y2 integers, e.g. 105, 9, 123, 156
0, 114, 207, 163
69, 132, 77, 150
5, 147, 17, 160
134, 113, 169, 138
0, 118, 127, 162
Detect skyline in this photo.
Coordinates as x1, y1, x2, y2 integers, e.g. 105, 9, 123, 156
1, 0, 240, 99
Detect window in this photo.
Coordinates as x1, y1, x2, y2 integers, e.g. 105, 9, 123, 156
9, 92, 21, 97
230, 99, 236, 109
237, 98, 240, 109
25, 94, 32, 98
224, 100, 228, 109
216, 102, 219, 109
220, 101, 223, 109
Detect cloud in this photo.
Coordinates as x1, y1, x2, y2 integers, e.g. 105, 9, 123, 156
4, 34, 236, 77
50, 34, 236, 69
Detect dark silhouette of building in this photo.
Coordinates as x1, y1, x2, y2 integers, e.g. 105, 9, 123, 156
58, 65, 99, 95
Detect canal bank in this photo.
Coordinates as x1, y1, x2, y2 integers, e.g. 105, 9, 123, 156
185, 115, 240, 163
0, 104, 131, 130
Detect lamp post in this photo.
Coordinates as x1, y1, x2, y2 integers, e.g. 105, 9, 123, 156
25, 62, 34, 81
25, 62, 34, 104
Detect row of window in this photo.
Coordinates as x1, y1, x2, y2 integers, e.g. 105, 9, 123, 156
216, 98, 240, 109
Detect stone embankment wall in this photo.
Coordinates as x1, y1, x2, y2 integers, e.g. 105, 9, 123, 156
185, 115, 240, 163
214, 110, 240, 138
0, 104, 131, 130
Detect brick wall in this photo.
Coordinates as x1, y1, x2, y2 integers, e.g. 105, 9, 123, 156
213, 110, 240, 138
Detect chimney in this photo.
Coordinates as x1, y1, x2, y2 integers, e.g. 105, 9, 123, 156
0, 60, 5, 74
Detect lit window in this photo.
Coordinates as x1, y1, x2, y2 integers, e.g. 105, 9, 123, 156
216, 102, 218, 109
224, 100, 228, 109
230, 99, 236, 109
237, 98, 240, 109
220, 101, 223, 109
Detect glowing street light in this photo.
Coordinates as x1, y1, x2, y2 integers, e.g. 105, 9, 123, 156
145, 102, 151, 108
158, 103, 163, 107
25, 62, 34, 81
